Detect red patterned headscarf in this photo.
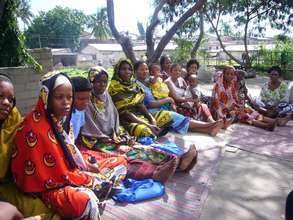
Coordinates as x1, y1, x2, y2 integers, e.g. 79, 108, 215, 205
11, 72, 93, 193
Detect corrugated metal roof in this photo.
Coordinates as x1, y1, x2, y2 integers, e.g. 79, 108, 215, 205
224, 44, 275, 52
85, 43, 177, 52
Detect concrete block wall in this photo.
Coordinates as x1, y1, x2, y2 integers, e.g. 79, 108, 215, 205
0, 48, 53, 115
0, 66, 41, 115
29, 48, 53, 74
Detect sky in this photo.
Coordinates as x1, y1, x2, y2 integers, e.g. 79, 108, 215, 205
29, 0, 153, 35
27, 0, 290, 38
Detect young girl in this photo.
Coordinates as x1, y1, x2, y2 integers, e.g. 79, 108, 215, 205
166, 64, 220, 125
184, 74, 215, 122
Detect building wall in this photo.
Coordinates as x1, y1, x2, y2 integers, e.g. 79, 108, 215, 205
0, 66, 41, 115
29, 48, 53, 74
0, 48, 53, 115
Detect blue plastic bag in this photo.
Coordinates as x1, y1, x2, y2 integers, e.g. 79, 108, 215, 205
137, 137, 155, 145
112, 178, 165, 203
151, 141, 184, 156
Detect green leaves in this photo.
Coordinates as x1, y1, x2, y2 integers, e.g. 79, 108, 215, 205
0, 0, 39, 69
87, 7, 112, 40
25, 6, 88, 51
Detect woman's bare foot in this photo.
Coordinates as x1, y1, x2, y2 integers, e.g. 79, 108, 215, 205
277, 115, 290, 126
179, 144, 197, 171
182, 145, 198, 173
265, 121, 276, 131
152, 158, 178, 183
222, 117, 234, 129
210, 120, 224, 136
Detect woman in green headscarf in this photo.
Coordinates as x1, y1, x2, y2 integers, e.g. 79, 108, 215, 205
109, 59, 175, 138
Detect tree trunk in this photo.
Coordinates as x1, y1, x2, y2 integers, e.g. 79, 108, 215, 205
243, 9, 251, 69
148, 0, 206, 63
146, 0, 167, 61
0, 0, 7, 22
106, 0, 137, 63
191, 10, 204, 58
206, 13, 243, 65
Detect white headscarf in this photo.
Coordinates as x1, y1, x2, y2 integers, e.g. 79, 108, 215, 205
53, 74, 71, 90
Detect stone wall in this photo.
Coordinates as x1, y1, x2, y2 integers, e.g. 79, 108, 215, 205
0, 66, 41, 115
0, 48, 53, 115
29, 48, 53, 74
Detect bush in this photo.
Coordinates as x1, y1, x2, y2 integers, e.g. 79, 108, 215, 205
61, 67, 114, 80
252, 39, 293, 80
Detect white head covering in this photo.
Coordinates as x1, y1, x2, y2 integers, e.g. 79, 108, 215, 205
53, 74, 71, 90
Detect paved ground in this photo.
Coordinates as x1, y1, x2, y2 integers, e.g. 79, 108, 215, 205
200, 150, 293, 220
102, 76, 292, 219
198, 76, 293, 220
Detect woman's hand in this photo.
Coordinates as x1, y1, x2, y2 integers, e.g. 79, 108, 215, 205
165, 97, 175, 105
86, 156, 100, 173
171, 103, 177, 111
0, 202, 23, 220
99, 137, 113, 144
148, 124, 161, 136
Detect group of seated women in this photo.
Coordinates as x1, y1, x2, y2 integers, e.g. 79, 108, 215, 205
0, 55, 292, 219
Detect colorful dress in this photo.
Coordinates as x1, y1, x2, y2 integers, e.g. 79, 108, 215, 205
211, 72, 260, 123
150, 77, 170, 100
136, 80, 190, 134
258, 81, 293, 116
0, 106, 59, 219
80, 67, 174, 169
11, 72, 127, 219
108, 59, 174, 138
165, 77, 213, 122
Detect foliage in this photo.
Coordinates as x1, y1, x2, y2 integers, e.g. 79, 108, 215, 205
159, 0, 292, 68
64, 67, 114, 80
107, 0, 206, 64
160, 0, 201, 39
252, 38, 293, 79
25, 6, 88, 51
0, 0, 40, 70
171, 38, 193, 64
87, 7, 112, 40
16, 0, 33, 26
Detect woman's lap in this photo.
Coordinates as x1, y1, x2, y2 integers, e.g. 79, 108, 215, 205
41, 186, 99, 219
0, 183, 59, 219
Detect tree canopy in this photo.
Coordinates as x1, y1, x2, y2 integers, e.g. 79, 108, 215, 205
0, 0, 39, 68
107, 0, 206, 64
25, 6, 88, 51
159, 0, 293, 68
87, 7, 112, 40
16, 0, 33, 27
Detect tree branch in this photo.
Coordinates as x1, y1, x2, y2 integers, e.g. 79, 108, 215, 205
148, 0, 207, 63
243, 15, 250, 68
215, 2, 221, 29
146, 0, 168, 60
191, 10, 204, 58
205, 12, 243, 65
249, 3, 279, 21
106, 0, 137, 63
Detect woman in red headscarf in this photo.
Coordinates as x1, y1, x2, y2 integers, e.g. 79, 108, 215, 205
11, 72, 127, 219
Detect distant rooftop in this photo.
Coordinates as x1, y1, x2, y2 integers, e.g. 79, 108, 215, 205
85, 42, 177, 52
